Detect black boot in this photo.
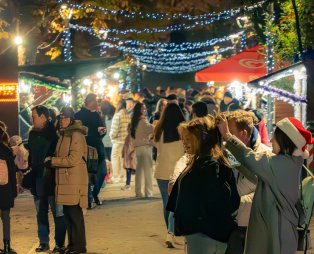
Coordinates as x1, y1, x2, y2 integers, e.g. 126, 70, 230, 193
3, 240, 17, 254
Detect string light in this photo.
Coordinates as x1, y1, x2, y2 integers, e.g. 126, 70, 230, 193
102, 41, 235, 59
68, 23, 243, 50
240, 32, 247, 50
105, 31, 243, 51
69, 13, 239, 35
137, 57, 208, 66
265, 14, 275, 73
255, 85, 307, 105
57, 0, 267, 21
130, 46, 234, 62
145, 62, 211, 73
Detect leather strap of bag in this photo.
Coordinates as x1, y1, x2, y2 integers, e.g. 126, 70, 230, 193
300, 164, 314, 254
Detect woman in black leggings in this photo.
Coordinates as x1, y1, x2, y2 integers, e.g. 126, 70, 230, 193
0, 124, 17, 254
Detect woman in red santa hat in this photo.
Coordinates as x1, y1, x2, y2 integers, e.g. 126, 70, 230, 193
217, 116, 313, 254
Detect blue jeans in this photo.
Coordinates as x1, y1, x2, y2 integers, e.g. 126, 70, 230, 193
126, 169, 133, 186
34, 196, 66, 246
185, 233, 227, 254
156, 179, 174, 233
88, 144, 107, 204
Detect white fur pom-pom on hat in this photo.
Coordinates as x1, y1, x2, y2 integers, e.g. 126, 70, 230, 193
276, 117, 314, 158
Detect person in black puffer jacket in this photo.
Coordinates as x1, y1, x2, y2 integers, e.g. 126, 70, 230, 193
167, 116, 240, 254
75, 93, 107, 208
0, 125, 17, 253
27, 105, 66, 253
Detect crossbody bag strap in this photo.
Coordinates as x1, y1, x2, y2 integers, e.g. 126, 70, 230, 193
301, 165, 314, 254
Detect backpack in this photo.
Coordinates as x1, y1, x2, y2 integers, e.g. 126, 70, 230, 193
84, 146, 98, 174
0, 159, 9, 185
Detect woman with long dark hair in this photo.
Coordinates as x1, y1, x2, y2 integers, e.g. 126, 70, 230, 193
130, 103, 154, 197
154, 103, 186, 247
167, 116, 240, 254
0, 124, 17, 253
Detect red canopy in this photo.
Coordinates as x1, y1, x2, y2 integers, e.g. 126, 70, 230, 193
195, 46, 267, 83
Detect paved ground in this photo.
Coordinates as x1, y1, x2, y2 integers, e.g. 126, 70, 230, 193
1, 181, 313, 254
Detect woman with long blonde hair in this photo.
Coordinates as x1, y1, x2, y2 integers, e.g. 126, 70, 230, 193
167, 116, 240, 254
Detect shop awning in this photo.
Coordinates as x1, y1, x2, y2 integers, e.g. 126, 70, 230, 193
195, 46, 267, 83
18, 56, 123, 81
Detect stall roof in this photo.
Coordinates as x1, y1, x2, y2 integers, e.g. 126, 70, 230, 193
247, 62, 305, 87
195, 46, 267, 83
18, 56, 123, 81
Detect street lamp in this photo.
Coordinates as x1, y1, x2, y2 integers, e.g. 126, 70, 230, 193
14, 36, 23, 46
14, 36, 25, 66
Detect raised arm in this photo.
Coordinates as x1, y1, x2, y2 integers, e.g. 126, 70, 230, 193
225, 135, 272, 183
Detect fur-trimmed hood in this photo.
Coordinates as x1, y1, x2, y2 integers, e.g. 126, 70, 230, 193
61, 120, 88, 137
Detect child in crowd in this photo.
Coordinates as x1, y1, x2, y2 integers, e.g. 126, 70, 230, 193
122, 130, 136, 190
9, 135, 29, 171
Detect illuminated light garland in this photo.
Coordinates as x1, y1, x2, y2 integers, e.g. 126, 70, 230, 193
106, 33, 242, 51
131, 46, 234, 61
145, 62, 211, 73
255, 85, 307, 105
70, 12, 239, 34
63, 28, 72, 61
59, 1, 267, 34
265, 15, 275, 73
70, 24, 243, 50
101, 42, 235, 59
240, 31, 247, 50
57, 0, 267, 21
137, 57, 208, 66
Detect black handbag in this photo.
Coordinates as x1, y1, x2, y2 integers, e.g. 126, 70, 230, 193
84, 146, 98, 174
298, 227, 312, 252
21, 167, 34, 188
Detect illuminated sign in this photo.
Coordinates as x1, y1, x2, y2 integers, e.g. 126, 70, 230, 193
0, 83, 18, 102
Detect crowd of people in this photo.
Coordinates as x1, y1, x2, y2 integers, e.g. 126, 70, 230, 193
0, 84, 313, 254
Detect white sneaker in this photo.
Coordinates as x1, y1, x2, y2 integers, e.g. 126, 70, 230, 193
165, 232, 175, 248
121, 185, 131, 190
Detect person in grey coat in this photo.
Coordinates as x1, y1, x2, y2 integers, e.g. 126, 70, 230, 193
218, 116, 313, 254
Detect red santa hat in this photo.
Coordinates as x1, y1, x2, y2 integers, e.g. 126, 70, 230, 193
276, 117, 314, 158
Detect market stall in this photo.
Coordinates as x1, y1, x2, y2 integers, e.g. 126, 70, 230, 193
18, 72, 70, 140
248, 62, 308, 125
18, 56, 123, 139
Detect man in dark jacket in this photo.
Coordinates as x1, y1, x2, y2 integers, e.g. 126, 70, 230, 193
75, 93, 107, 208
220, 91, 241, 112
28, 105, 66, 253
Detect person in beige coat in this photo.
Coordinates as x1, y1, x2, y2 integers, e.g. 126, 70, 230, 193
131, 103, 154, 197
45, 107, 88, 254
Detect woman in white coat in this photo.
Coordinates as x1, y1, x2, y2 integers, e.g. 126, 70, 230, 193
154, 103, 185, 247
